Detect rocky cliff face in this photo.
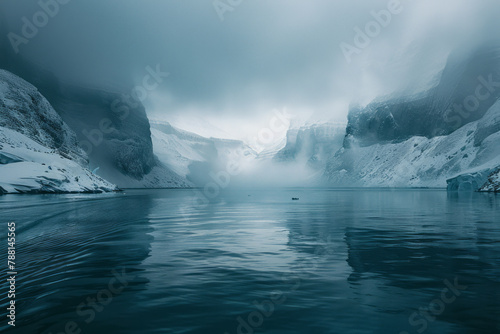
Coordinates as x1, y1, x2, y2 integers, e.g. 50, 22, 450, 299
326, 99, 500, 188
0, 39, 185, 188
274, 123, 345, 170
346, 46, 500, 147
326, 45, 500, 189
0, 69, 85, 164
45, 84, 157, 183
0, 70, 117, 194
479, 168, 500, 192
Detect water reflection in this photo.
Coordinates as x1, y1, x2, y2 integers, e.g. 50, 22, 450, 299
0, 192, 155, 333
0, 189, 498, 334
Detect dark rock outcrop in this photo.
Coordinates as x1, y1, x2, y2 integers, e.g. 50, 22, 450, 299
479, 168, 500, 192
0, 32, 167, 186
346, 45, 500, 147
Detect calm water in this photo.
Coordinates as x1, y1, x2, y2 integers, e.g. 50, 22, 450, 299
1, 189, 499, 334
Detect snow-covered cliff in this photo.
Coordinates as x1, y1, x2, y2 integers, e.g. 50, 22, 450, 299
0, 39, 187, 189
325, 45, 500, 189
0, 70, 117, 194
326, 99, 500, 188
151, 121, 256, 186
274, 123, 346, 170
44, 85, 161, 187
0, 69, 85, 165
345, 46, 500, 146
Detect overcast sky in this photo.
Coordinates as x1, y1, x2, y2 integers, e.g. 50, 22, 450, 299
2, 0, 500, 138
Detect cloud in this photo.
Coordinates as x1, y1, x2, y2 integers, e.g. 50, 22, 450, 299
1, 0, 500, 137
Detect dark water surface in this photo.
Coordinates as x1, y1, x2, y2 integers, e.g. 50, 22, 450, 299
1, 189, 499, 334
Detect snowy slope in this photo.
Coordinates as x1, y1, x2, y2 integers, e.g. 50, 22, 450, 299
151, 124, 212, 178
325, 100, 500, 188
103, 160, 190, 189
345, 46, 500, 146
0, 128, 116, 194
0, 69, 117, 194
324, 45, 500, 189
0, 48, 182, 188
151, 122, 257, 186
166, 115, 239, 141
0, 69, 86, 164
256, 136, 287, 161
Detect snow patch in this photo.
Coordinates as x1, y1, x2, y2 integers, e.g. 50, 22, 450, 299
0, 127, 117, 194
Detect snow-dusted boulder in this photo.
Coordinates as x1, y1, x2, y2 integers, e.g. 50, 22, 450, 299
479, 168, 500, 192
0, 70, 117, 194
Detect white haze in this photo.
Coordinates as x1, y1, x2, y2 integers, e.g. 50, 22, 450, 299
1, 0, 500, 186
2, 0, 500, 136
